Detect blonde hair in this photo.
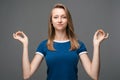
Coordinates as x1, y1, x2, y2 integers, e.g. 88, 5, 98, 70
47, 3, 79, 50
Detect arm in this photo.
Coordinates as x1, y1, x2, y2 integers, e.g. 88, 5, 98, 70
80, 29, 109, 80
13, 31, 43, 80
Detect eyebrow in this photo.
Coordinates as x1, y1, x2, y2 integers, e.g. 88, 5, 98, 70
52, 14, 66, 16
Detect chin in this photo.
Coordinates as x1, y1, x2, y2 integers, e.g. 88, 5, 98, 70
56, 27, 66, 30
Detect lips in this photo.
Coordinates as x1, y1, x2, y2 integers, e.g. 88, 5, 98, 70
57, 24, 63, 26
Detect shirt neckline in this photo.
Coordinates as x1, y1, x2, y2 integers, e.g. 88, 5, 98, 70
53, 40, 70, 43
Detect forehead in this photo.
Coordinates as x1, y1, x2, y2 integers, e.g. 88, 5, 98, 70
52, 8, 66, 15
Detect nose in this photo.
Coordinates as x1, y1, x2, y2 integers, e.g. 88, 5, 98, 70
58, 17, 62, 23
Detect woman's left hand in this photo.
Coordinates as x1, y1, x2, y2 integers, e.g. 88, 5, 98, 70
93, 29, 109, 46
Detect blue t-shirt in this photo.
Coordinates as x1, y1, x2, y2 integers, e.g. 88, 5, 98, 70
36, 39, 87, 80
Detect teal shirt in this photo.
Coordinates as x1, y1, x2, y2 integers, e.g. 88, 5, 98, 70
36, 39, 87, 80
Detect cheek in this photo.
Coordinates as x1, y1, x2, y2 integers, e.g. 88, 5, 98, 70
51, 20, 57, 28
64, 20, 68, 25
52, 21, 56, 26
52, 18, 57, 23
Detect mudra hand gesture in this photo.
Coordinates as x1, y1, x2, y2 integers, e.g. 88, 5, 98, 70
13, 31, 28, 45
93, 29, 109, 46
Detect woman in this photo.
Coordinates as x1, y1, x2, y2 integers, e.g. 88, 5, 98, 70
13, 3, 109, 80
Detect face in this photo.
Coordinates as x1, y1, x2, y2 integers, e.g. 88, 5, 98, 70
51, 8, 68, 31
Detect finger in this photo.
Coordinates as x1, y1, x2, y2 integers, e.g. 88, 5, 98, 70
96, 29, 104, 34
13, 32, 21, 39
16, 31, 22, 34
13, 33, 17, 39
94, 29, 99, 37
94, 29, 103, 39
21, 31, 26, 37
99, 29, 107, 38
99, 29, 105, 35
15, 31, 25, 38
104, 33, 109, 39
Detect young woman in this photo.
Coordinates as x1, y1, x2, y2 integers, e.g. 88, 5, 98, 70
13, 3, 109, 80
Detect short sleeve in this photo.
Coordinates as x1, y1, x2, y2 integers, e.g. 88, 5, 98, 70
77, 40, 88, 55
35, 40, 47, 57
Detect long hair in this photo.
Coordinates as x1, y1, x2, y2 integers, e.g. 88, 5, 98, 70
47, 3, 79, 50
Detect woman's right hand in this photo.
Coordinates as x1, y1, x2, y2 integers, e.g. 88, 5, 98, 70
13, 31, 28, 45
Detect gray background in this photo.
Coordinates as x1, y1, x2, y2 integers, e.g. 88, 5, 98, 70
0, 0, 120, 80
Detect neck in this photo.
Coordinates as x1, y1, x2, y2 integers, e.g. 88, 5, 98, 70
54, 30, 68, 41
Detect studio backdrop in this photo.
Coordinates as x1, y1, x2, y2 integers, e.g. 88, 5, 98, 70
0, 0, 120, 80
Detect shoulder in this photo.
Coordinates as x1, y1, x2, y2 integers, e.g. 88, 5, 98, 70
76, 39, 87, 54
42, 39, 48, 43
36, 39, 48, 51
36, 39, 48, 56
39, 39, 48, 44
37, 39, 48, 47
77, 40, 85, 46
77, 39, 87, 50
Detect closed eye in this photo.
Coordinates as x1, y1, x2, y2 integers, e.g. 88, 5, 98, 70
53, 16, 58, 19
62, 16, 67, 18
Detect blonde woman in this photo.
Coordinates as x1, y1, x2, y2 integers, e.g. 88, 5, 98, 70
13, 3, 109, 80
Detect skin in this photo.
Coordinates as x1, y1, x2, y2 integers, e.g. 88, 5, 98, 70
13, 8, 109, 80
52, 8, 68, 40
